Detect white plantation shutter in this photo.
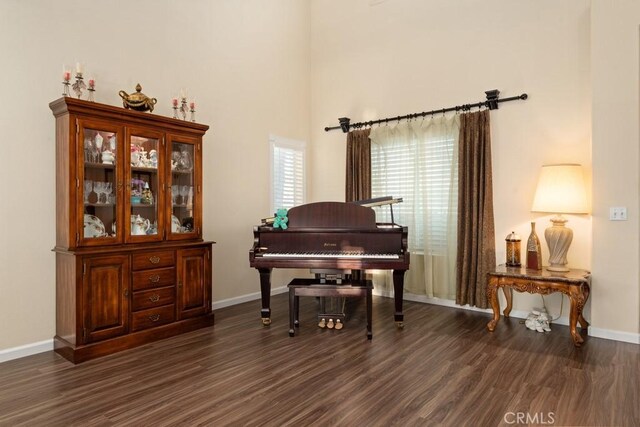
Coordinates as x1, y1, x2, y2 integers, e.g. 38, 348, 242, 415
270, 136, 306, 213
370, 116, 459, 255
369, 116, 459, 300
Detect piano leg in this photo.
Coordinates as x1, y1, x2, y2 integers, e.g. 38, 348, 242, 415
259, 268, 272, 325
393, 269, 406, 328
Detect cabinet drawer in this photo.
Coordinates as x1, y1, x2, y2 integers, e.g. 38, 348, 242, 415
132, 267, 175, 291
131, 304, 175, 332
132, 286, 175, 312
132, 251, 175, 271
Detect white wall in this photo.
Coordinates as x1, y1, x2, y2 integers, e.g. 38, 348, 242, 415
591, 1, 640, 338
0, 0, 310, 350
309, 0, 608, 329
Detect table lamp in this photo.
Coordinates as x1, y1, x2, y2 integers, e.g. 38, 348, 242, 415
531, 164, 588, 272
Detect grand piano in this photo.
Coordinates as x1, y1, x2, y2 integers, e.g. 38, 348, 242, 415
249, 201, 410, 326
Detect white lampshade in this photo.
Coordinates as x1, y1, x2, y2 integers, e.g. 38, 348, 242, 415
531, 163, 588, 272
532, 164, 588, 214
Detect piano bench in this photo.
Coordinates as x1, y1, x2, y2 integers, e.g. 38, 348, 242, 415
287, 278, 373, 340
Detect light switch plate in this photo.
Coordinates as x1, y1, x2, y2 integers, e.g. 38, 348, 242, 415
609, 207, 627, 221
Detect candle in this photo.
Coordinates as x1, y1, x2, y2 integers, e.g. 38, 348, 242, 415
88, 78, 95, 88
75, 62, 83, 75
62, 70, 71, 81
172, 98, 178, 107
189, 101, 195, 110
180, 89, 186, 100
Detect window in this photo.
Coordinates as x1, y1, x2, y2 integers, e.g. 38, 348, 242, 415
370, 119, 458, 255
270, 135, 306, 214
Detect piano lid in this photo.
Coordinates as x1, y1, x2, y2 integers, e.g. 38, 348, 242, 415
287, 201, 376, 230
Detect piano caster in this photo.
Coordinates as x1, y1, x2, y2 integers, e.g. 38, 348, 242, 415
395, 321, 404, 328
289, 329, 295, 337
261, 318, 272, 326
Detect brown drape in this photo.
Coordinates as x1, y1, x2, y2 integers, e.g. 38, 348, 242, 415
456, 110, 496, 308
345, 129, 371, 202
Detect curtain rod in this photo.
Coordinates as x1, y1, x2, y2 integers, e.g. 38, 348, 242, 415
324, 89, 528, 133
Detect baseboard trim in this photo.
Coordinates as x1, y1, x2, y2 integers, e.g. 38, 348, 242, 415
2, 287, 637, 364
0, 339, 54, 364
395, 290, 640, 345
212, 286, 288, 310
588, 327, 640, 344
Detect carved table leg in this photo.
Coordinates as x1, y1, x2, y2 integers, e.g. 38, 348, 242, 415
578, 282, 590, 330
568, 292, 584, 346
486, 276, 501, 332
503, 286, 513, 317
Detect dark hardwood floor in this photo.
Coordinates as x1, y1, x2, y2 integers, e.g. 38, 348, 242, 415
0, 294, 638, 426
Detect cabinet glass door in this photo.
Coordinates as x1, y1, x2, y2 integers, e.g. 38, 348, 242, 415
78, 120, 122, 246
168, 135, 200, 240
126, 128, 164, 242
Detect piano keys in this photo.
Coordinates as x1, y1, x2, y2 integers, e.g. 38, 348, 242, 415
249, 201, 410, 326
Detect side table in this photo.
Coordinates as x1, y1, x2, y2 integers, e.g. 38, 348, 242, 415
486, 265, 591, 346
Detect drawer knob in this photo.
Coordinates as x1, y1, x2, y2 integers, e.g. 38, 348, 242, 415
148, 314, 161, 322
149, 274, 160, 283
149, 294, 160, 302
149, 256, 161, 264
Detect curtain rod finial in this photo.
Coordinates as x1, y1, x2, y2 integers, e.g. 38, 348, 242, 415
339, 117, 351, 133
485, 89, 500, 110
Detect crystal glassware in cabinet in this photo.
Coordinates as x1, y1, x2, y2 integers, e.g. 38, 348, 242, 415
168, 136, 200, 239
126, 129, 163, 241
78, 121, 121, 244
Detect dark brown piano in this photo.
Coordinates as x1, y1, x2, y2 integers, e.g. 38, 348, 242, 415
249, 201, 410, 326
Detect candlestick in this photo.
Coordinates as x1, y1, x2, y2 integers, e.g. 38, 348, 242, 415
87, 79, 95, 102
62, 69, 71, 97
180, 97, 188, 120
190, 105, 196, 123
72, 72, 86, 99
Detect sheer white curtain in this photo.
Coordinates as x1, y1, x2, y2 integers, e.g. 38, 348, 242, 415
369, 115, 459, 299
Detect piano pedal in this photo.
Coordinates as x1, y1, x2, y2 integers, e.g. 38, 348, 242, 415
326, 318, 335, 329
318, 318, 326, 328
334, 319, 344, 330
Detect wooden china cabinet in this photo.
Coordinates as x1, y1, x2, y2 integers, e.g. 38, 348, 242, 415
50, 97, 214, 363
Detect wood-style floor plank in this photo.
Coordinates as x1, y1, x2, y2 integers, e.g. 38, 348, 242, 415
0, 294, 638, 426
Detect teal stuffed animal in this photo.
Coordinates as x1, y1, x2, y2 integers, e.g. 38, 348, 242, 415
273, 208, 288, 230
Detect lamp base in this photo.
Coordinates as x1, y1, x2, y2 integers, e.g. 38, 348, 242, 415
544, 215, 572, 272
